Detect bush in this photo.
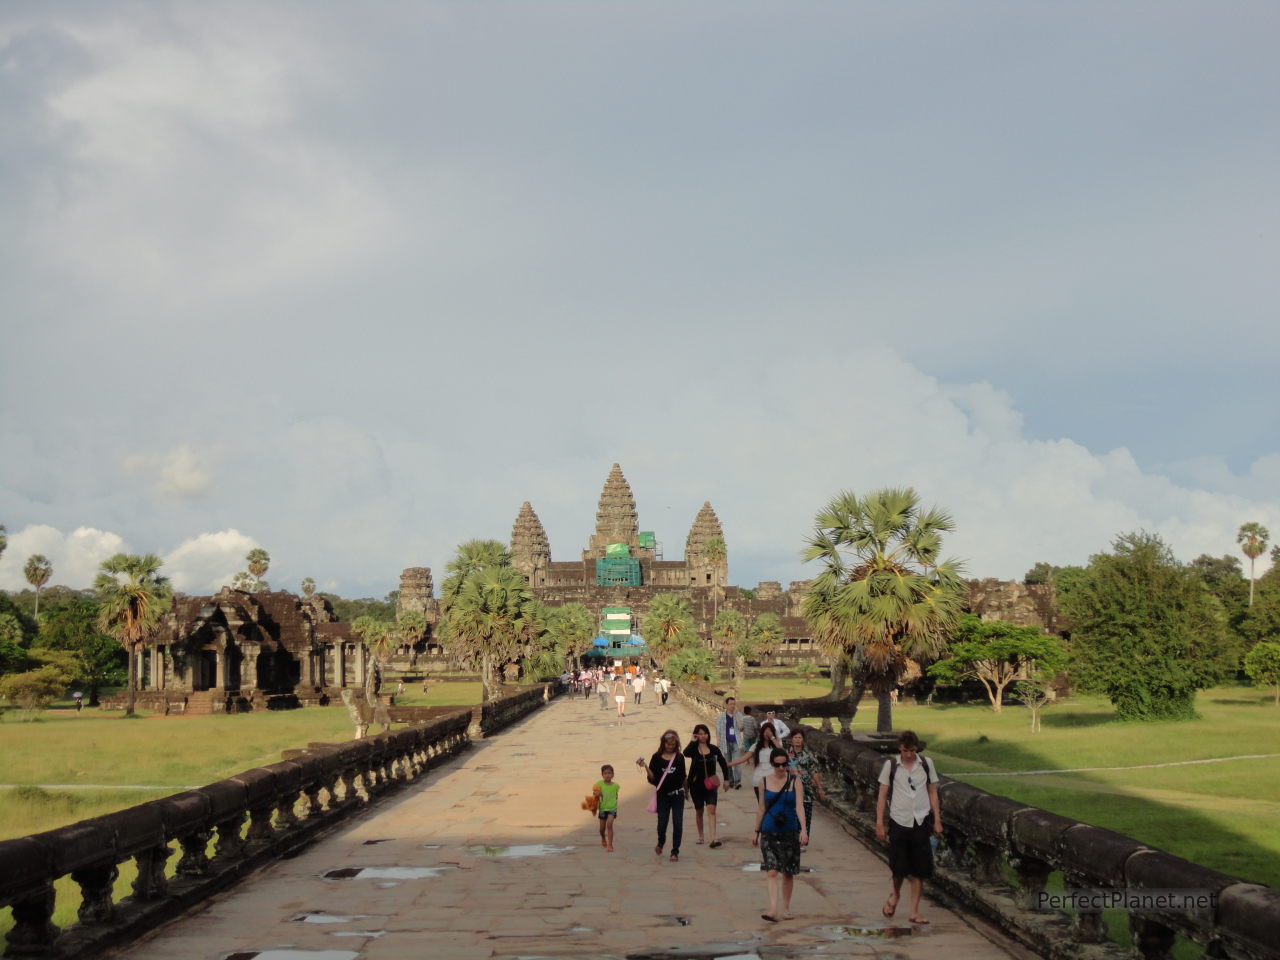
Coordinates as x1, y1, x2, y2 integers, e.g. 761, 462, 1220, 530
1243, 641, 1280, 705
667, 646, 719, 683
0, 665, 71, 712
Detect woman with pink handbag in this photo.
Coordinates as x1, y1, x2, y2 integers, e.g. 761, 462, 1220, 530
638, 729, 687, 861
683, 723, 731, 848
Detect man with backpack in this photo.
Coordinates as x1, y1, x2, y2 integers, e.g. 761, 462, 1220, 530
875, 729, 942, 926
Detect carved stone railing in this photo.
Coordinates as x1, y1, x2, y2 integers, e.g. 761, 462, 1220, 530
671, 684, 1280, 960
0, 683, 559, 959
469, 682, 561, 739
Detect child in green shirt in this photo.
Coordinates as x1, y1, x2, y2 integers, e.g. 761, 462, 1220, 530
594, 764, 620, 852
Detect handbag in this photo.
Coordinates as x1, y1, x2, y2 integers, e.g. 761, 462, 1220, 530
646, 754, 677, 813
704, 775, 721, 791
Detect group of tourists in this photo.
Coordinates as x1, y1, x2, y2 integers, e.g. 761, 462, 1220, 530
589, 698, 942, 926
567, 667, 672, 718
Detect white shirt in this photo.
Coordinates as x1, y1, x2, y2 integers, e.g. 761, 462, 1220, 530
878, 756, 936, 828
764, 715, 790, 740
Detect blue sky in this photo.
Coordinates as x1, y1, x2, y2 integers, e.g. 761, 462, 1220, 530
1, 1, 1277, 596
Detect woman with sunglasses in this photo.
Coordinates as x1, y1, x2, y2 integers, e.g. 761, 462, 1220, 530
683, 723, 730, 848
752, 747, 808, 922
640, 729, 687, 861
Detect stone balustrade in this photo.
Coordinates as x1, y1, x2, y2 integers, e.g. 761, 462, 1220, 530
672, 683, 1280, 960
0, 682, 560, 959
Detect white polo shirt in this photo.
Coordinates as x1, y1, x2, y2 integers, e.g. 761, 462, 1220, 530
878, 756, 936, 828
763, 715, 790, 740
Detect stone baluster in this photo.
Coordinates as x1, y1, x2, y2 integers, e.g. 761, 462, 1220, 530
131, 844, 172, 901
1062, 872, 1107, 943
1130, 916, 1177, 960
175, 828, 212, 878
212, 814, 246, 861
71, 864, 119, 923
6, 886, 58, 956
1008, 853, 1053, 910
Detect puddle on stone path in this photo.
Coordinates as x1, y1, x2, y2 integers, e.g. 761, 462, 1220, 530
322, 866, 456, 881
290, 912, 372, 924
420, 843, 442, 849
223, 952, 359, 960
329, 931, 386, 939
808, 923, 919, 941
465, 844, 574, 858
737, 863, 818, 872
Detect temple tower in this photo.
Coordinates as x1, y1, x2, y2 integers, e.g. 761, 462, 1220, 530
397, 567, 436, 621
584, 463, 647, 559
510, 501, 551, 586
685, 501, 728, 587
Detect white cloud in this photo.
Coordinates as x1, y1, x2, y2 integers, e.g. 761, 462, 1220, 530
123, 444, 215, 499
162, 529, 259, 594
0, 525, 127, 591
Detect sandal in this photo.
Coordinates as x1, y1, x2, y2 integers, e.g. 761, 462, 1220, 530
882, 895, 898, 918
708, 840, 722, 849
669, 853, 679, 862
655, 845, 663, 855
695, 838, 705, 844
761, 914, 779, 923
909, 915, 930, 925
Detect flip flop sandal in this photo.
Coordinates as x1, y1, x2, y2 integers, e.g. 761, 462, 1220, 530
882, 898, 898, 918
761, 914, 779, 923
709, 841, 722, 848
910, 916, 930, 925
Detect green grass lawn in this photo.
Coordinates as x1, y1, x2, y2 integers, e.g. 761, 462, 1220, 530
743, 679, 1280, 889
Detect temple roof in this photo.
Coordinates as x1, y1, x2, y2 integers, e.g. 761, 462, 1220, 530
592, 463, 639, 546
685, 501, 726, 560
510, 500, 551, 572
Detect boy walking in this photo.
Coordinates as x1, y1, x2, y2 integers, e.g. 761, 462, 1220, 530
594, 764, 620, 852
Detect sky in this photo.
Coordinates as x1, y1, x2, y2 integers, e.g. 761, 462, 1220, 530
1, 1, 1278, 598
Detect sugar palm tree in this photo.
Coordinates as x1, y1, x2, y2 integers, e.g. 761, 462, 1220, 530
702, 537, 727, 629
24, 554, 53, 617
749, 611, 784, 662
545, 602, 595, 669
352, 616, 395, 700
95, 553, 172, 716
713, 608, 750, 688
1238, 522, 1270, 606
801, 488, 966, 734
299, 577, 317, 598
246, 548, 270, 589
0, 524, 7, 561
440, 565, 533, 701
641, 593, 697, 666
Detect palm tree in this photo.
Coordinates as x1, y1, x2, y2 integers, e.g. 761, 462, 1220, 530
749, 612, 784, 663
713, 608, 750, 688
703, 537, 727, 628
300, 577, 317, 598
641, 593, 697, 666
24, 555, 53, 617
95, 553, 172, 716
545, 603, 595, 669
439, 565, 533, 701
801, 488, 966, 734
352, 617, 395, 701
1238, 522, 1270, 606
0, 524, 7, 561
441, 539, 510, 601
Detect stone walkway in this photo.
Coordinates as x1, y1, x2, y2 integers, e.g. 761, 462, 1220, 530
115, 695, 1026, 960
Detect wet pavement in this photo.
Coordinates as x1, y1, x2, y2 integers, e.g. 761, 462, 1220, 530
115, 696, 1025, 960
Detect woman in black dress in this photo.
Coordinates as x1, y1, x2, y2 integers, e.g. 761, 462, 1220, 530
640, 729, 687, 861
683, 723, 731, 848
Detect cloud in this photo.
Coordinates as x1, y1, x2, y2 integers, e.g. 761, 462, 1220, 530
123, 444, 215, 499
0, 525, 127, 590
162, 529, 258, 593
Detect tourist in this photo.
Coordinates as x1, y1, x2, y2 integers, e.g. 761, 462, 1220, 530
612, 673, 628, 718
786, 729, 828, 841
875, 730, 941, 925
581, 669, 593, 700
753, 747, 808, 922
658, 675, 671, 706
763, 709, 790, 741
594, 764, 619, 852
632, 672, 646, 705
739, 704, 760, 756
640, 729, 687, 861
596, 673, 610, 710
683, 724, 730, 847
728, 720, 784, 802
714, 696, 744, 789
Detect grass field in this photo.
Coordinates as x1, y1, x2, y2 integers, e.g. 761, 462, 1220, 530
739, 679, 1280, 889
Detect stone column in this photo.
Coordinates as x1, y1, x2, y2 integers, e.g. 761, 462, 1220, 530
215, 647, 227, 690
241, 644, 260, 692
356, 645, 368, 688
337, 643, 347, 688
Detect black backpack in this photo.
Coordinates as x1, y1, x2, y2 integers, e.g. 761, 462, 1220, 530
888, 755, 936, 794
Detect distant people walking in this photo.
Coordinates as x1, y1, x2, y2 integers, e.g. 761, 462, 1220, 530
739, 705, 760, 756
632, 672, 646, 705
753, 747, 808, 922
73, 691, 83, 712
683, 724, 730, 847
787, 729, 827, 841
596, 674, 610, 710
641, 729, 687, 861
715, 697, 745, 789
658, 676, 671, 706
763, 709, 790, 741
594, 764, 620, 852
875, 730, 941, 926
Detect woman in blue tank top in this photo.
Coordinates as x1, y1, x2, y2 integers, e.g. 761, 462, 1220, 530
751, 747, 808, 922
